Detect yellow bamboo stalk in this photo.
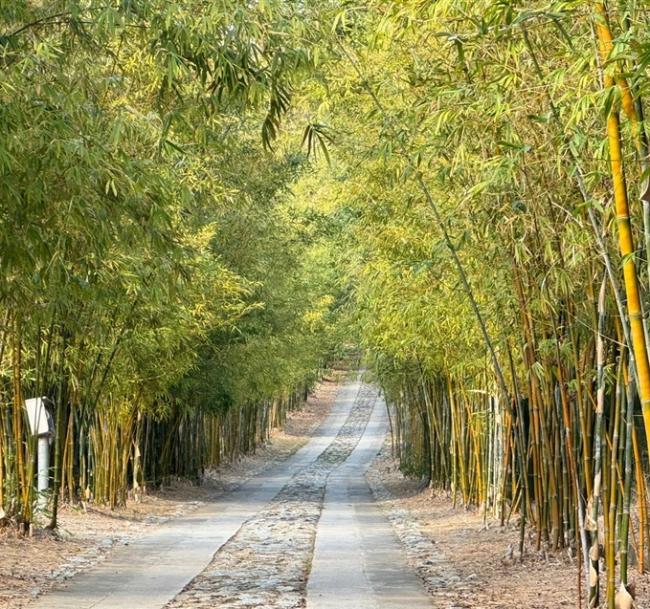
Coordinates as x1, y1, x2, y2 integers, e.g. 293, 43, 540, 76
595, 3, 648, 164
595, 2, 650, 459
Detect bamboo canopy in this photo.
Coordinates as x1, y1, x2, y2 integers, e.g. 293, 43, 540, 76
5, 2, 650, 607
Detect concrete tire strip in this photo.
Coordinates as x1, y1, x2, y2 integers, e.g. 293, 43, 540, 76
366, 451, 463, 597
29, 378, 433, 609
306, 388, 432, 609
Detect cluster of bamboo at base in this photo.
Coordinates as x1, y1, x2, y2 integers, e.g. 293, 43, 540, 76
376, 333, 649, 607
382, 368, 510, 514
390, 373, 503, 510
1, 381, 314, 516
149, 389, 310, 486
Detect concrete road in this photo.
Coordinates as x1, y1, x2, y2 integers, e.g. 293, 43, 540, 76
30, 377, 431, 609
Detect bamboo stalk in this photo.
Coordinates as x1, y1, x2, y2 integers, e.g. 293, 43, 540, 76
594, 0, 650, 465
589, 274, 608, 608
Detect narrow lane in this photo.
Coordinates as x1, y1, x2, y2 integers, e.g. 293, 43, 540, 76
28, 379, 360, 609
307, 385, 432, 609
166, 375, 376, 609
29, 376, 432, 609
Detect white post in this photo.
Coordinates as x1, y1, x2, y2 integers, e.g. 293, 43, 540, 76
37, 435, 50, 509
24, 397, 54, 512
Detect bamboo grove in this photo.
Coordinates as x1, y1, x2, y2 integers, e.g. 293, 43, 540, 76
287, 0, 650, 606
7, 1, 650, 608
0, 2, 346, 527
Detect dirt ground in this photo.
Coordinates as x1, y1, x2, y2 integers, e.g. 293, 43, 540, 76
368, 441, 650, 609
0, 373, 342, 609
